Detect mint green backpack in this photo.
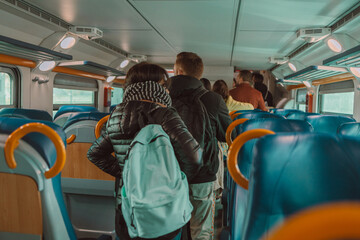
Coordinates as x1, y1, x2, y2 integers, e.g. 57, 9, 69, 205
121, 124, 193, 238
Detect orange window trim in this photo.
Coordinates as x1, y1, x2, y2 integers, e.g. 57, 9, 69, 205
0, 54, 37, 68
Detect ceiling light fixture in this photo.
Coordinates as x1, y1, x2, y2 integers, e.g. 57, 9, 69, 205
120, 59, 129, 68
106, 76, 116, 83
326, 38, 343, 53
60, 36, 76, 49
39, 61, 56, 71
350, 67, 360, 78
288, 62, 297, 72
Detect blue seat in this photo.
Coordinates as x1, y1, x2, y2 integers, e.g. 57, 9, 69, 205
224, 119, 313, 238
239, 133, 360, 240
271, 109, 302, 117
286, 111, 319, 120
53, 105, 99, 127
61, 111, 115, 239
306, 115, 355, 135
233, 109, 263, 114
0, 108, 53, 122
337, 122, 360, 138
63, 112, 109, 131
0, 118, 76, 240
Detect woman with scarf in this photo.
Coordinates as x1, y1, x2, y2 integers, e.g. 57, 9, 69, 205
87, 62, 202, 240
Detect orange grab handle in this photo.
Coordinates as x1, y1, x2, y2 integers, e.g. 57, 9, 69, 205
4, 123, 66, 179
95, 115, 110, 139
227, 129, 275, 189
264, 202, 360, 240
231, 113, 242, 120
66, 134, 76, 144
225, 118, 249, 146
229, 110, 237, 117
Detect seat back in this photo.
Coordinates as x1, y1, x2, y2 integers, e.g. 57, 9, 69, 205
0, 108, 52, 122
306, 115, 356, 135
0, 118, 76, 240
271, 109, 302, 117
337, 122, 360, 138
228, 119, 313, 237
242, 133, 360, 240
62, 112, 115, 239
53, 105, 99, 127
286, 111, 319, 120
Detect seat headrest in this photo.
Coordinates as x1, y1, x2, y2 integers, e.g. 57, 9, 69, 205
62, 112, 109, 130
0, 117, 67, 168
239, 118, 313, 134
306, 115, 356, 135
243, 133, 360, 240
0, 108, 53, 122
337, 122, 360, 137
272, 109, 302, 117
235, 112, 284, 121
286, 111, 319, 120
54, 105, 99, 120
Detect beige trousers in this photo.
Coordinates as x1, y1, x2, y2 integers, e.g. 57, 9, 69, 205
189, 181, 215, 240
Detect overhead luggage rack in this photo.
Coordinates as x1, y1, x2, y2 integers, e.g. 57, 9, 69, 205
0, 35, 72, 61
284, 65, 347, 82
58, 61, 125, 77
323, 45, 360, 67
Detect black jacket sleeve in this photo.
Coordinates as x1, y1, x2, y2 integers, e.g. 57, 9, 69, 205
215, 96, 233, 142
87, 131, 123, 178
154, 107, 203, 182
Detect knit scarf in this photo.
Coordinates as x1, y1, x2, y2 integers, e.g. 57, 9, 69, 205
122, 81, 172, 107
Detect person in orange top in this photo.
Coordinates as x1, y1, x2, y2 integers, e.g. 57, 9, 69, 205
229, 70, 267, 111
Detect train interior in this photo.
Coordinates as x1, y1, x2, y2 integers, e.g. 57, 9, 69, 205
1, 0, 360, 239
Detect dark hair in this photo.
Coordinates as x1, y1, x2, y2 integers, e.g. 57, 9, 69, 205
125, 62, 169, 87
252, 73, 264, 83
200, 78, 211, 91
239, 70, 253, 85
175, 52, 204, 79
212, 80, 229, 101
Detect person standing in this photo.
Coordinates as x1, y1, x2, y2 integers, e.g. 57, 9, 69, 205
229, 70, 267, 111
168, 52, 232, 240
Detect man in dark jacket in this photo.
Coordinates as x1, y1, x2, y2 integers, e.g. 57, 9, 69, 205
169, 52, 232, 240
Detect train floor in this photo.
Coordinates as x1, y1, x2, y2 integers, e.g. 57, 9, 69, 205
214, 198, 224, 240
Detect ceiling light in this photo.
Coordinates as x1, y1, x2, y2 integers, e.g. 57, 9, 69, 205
120, 59, 129, 68
106, 76, 116, 83
60, 36, 76, 49
303, 81, 311, 88
39, 61, 56, 71
288, 62, 297, 72
350, 67, 360, 78
326, 38, 343, 53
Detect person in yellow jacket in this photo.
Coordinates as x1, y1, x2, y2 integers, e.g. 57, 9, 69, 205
212, 79, 254, 112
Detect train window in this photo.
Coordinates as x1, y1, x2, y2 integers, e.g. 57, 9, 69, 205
318, 80, 354, 116
53, 73, 98, 111
111, 85, 123, 105
295, 88, 307, 111
0, 67, 18, 108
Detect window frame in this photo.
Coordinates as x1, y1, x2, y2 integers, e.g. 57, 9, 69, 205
53, 73, 98, 111
318, 80, 355, 116
295, 88, 307, 111
0, 66, 19, 108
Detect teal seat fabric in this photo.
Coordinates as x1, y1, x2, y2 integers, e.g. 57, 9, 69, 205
337, 122, 360, 137
306, 115, 355, 135
286, 111, 319, 120
270, 109, 302, 117
233, 109, 263, 114
0, 108, 53, 122
241, 133, 360, 240
54, 105, 99, 120
62, 112, 109, 130
0, 118, 76, 240
227, 119, 313, 239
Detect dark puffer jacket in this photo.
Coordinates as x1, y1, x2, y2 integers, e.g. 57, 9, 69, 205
87, 100, 202, 183
169, 75, 233, 184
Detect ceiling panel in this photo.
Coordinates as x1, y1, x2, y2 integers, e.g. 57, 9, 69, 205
131, 0, 237, 65
102, 29, 175, 56
27, 0, 151, 30
237, 0, 359, 31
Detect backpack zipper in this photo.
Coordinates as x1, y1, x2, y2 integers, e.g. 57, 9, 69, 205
131, 208, 136, 229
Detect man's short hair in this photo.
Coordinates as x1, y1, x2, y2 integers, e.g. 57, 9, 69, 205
175, 52, 204, 79
252, 73, 264, 84
239, 70, 253, 85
